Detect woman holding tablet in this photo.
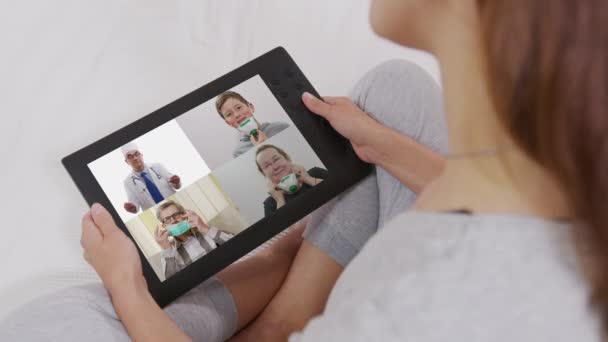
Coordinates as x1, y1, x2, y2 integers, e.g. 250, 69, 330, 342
0, 62, 447, 342
0, 61, 446, 342
5, 0, 606, 341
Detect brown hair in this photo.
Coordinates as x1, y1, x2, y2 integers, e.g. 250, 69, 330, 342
215, 91, 249, 119
255, 144, 292, 174
477, 0, 608, 332
156, 200, 186, 222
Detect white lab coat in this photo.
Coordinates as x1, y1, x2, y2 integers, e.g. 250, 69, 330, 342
123, 163, 177, 212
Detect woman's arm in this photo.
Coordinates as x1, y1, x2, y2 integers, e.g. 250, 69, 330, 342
364, 121, 445, 193
302, 93, 445, 193
81, 204, 305, 341
82, 205, 190, 342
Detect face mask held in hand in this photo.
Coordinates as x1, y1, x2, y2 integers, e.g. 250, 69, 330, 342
277, 173, 300, 194
167, 220, 191, 237
238, 117, 259, 137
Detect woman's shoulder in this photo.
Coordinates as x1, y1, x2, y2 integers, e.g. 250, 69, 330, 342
363, 211, 579, 274
321, 211, 599, 340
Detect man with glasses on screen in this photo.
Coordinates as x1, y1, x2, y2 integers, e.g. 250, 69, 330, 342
121, 143, 182, 214
154, 200, 234, 279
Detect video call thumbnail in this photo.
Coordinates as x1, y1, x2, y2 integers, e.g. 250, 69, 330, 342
88, 75, 327, 281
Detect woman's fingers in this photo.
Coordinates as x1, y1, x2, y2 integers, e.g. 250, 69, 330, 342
81, 211, 102, 250
323, 96, 350, 105
90, 203, 118, 237
302, 92, 333, 119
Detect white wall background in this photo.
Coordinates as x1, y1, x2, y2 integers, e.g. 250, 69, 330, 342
89, 120, 212, 222
0, 0, 440, 319
213, 125, 325, 225
177, 75, 293, 169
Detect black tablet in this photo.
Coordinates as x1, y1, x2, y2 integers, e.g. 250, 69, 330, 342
62, 47, 372, 307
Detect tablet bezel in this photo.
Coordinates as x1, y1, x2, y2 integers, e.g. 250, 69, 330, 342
62, 47, 372, 307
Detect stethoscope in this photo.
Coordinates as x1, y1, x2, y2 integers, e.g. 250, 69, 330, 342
130, 167, 162, 186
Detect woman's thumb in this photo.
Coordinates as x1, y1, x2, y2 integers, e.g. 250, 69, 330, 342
302, 92, 332, 118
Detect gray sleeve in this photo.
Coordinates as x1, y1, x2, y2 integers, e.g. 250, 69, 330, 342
304, 59, 448, 267
264, 121, 290, 139
232, 141, 252, 158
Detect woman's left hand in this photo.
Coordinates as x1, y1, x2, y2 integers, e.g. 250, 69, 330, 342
81, 203, 146, 295
301, 93, 386, 164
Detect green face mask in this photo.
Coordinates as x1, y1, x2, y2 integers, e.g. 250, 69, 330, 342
238, 117, 258, 136
278, 173, 299, 194
167, 221, 191, 237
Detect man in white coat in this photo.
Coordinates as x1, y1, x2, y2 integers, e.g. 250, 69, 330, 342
121, 143, 181, 213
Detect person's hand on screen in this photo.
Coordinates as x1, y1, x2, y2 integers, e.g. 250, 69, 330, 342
301, 92, 385, 163
154, 225, 172, 250
124, 202, 137, 213
169, 175, 181, 189
81, 203, 146, 295
293, 165, 316, 186
250, 130, 268, 145
267, 180, 286, 205
186, 209, 209, 235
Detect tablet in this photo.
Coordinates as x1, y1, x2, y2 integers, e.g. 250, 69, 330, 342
62, 47, 372, 307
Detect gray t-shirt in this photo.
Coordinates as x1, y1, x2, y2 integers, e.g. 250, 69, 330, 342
232, 121, 290, 158
291, 212, 600, 341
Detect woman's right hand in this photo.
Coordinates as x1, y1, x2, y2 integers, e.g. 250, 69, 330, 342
301, 92, 386, 163
154, 225, 172, 250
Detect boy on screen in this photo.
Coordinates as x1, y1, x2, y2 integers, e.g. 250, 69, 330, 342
215, 91, 290, 158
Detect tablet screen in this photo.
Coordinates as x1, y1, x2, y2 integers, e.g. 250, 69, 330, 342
88, 75, 327, 281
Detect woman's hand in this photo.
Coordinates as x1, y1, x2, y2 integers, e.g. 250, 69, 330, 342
302, 92, 446, 194
81, 203, 146, 295
83, 204, 192, 341
186, 209, 209, 235
301, 92, 386, 163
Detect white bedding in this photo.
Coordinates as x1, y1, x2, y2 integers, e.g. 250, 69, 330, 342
0, 0, 438, 319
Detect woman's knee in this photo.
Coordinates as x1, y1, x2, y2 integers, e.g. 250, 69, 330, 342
349, 59, 446, 143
